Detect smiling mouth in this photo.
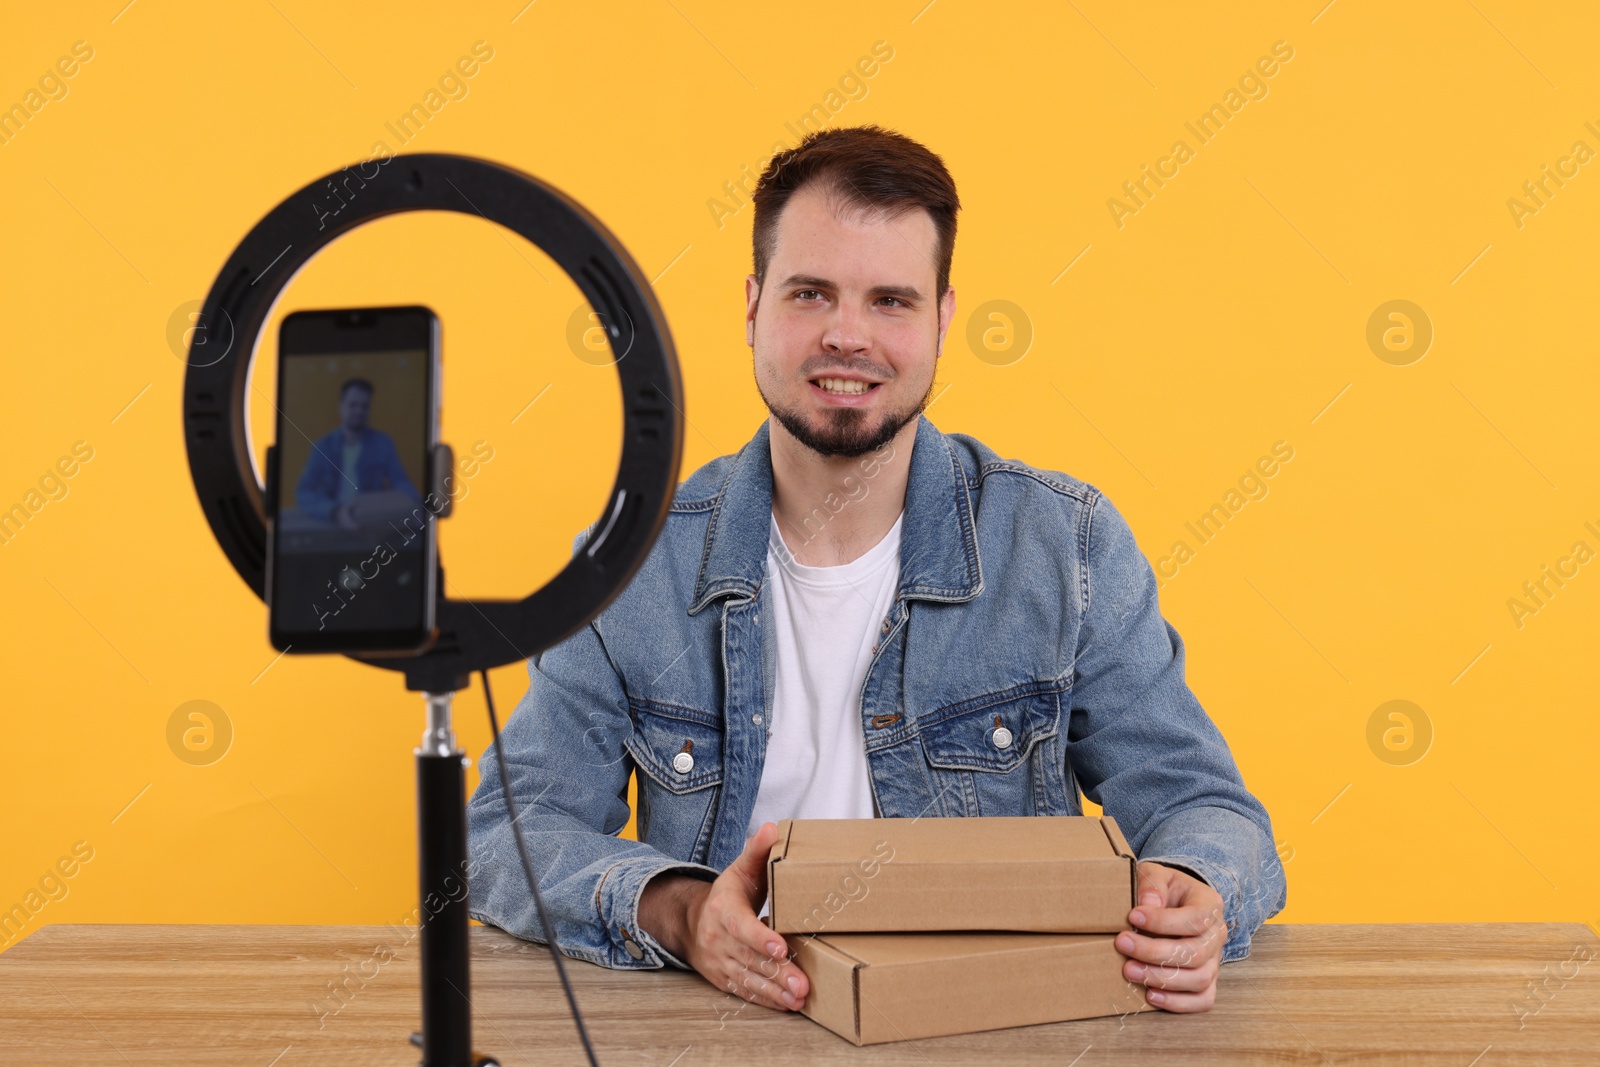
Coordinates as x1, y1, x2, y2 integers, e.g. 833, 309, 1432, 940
811, 376, 881, 396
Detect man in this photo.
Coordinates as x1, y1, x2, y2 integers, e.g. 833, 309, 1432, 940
294, 377, 419, 530
466, 124, 1285, 1016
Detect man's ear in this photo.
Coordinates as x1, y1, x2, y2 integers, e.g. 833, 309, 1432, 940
936, 285, 956, 357
745, 273, 761, 347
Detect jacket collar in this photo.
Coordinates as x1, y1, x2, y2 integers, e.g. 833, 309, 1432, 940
688, 414, 983, 614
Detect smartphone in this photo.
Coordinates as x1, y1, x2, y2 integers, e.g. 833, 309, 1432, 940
267, 305, 441, 654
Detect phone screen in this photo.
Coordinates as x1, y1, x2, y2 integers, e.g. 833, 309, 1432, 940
269, 306, 439, 652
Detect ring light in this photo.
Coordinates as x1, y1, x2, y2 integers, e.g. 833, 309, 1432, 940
181, 152, 684, 692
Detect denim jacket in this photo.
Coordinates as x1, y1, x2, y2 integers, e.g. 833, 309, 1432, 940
294, 426, 419, 522
466, 414, 1286, 970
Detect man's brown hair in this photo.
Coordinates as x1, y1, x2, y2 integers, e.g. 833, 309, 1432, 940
751, 124, 961, 302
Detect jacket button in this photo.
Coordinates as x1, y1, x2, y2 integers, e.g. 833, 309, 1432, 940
672, 751, 695, 774
623, 937, 644, 960
992, 726, 1014, 750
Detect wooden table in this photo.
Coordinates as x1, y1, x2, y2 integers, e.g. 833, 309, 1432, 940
1, 922, 1596, 1064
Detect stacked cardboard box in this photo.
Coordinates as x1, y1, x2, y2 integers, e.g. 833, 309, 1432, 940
766, 816, 1154, 1045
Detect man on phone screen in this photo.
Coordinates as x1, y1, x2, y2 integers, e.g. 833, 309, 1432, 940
295, 377, 419, 531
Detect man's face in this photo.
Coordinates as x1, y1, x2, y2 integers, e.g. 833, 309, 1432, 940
746, 182, 955, 458
340, 386, 371, 431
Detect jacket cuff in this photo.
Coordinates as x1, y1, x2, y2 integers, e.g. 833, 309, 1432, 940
1139, 856, 1214, 890
1137, 853, 1248, 962
594, 856, 718, 970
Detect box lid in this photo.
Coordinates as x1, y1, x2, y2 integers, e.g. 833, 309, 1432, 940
767, 816, 1137, 934
773, 815, 1134, 863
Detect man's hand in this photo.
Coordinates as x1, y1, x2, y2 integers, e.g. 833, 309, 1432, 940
333, 503, 360, 531
1115, 861, 1228, 1013
637, 822, 810, 1012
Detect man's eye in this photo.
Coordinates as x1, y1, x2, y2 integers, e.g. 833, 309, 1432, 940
795, 289, 822, 301
879, 297, 905, 308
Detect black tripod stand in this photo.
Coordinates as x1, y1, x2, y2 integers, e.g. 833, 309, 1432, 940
409, 690, 496, 1067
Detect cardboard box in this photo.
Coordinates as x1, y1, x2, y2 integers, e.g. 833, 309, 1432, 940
791, 930, 1154, 1045
766, 816, 1137, 934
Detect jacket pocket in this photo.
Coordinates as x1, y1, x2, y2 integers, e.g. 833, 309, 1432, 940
624, 698, 725, 796
919, 682, 1064, 770
917, 682, 1069, 816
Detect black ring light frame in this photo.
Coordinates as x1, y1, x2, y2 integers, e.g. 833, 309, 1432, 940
183, 151, 684, 694
182, 153, 685, 1067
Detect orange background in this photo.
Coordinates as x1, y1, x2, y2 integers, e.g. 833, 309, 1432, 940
1, 1, 1596, 946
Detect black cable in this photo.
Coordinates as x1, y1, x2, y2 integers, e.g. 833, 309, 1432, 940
480, 668, 600, 1067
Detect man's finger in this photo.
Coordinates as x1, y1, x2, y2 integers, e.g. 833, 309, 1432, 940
1116, 928, 1217, 969
731, 971, 793, 1010
1135, 861, 1182, 902
1129, 900, 1221, 939
724, 973, 787, 1012
727, 822, 780, 898
730, 942, 785, 983
1123, 953, 1218, 993
735, 946, 810, 1002
1143, 983, 1217, 1013
716, 900, 789, 962
727, 956, 803, 1010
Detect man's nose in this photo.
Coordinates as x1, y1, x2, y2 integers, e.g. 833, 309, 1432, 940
821, 303, 868, 354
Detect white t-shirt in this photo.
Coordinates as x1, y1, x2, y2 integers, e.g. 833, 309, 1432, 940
338, 439, 362, 507
745, 508, 903, 840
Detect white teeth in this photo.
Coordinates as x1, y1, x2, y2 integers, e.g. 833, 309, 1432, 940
816, 377, 872, 395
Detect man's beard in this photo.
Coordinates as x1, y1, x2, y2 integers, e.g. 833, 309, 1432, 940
755, 362, 936, 459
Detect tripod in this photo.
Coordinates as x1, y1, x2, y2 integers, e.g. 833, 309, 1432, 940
409, 690, 497, 1067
